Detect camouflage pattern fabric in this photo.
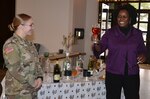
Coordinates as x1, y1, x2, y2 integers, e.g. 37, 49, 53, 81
3, 33, 43, 99
6, 93, 36, 99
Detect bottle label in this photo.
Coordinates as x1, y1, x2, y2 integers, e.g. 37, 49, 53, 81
76, 60, 83, 67
63, 62, 71, 71
88, 70, 93, 76
54, 74, 60, 80
66, 63, 71, 70
90, 71, 93, 75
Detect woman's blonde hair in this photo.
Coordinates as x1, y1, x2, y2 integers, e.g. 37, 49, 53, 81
8, 13, 31, 31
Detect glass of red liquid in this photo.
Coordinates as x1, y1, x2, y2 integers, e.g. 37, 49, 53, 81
91, 24, 100, 43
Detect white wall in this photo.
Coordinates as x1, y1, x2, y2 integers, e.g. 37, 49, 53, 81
84, 0, 99, 66
16, 0, 73, 54
72, 0, 86, 53
16, 0, 99, 67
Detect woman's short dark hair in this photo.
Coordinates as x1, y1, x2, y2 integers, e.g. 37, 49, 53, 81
113, 4, 137, 26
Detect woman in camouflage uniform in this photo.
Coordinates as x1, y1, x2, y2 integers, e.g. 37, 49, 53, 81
3, 13, 43, 99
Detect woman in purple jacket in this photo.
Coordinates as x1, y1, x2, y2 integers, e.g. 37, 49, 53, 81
93, 4, 147, 99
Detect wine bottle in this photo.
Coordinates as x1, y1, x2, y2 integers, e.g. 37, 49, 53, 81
88, 55, 94, 76
43, 52, 51, 83
63, 52, 72, 76
53, 62, 61, 83
43, 52, 51, 74
76, 55, 83, 72
44, 57, 51, 74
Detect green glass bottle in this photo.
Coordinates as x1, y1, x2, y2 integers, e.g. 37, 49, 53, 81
63, 52, 72, 77
53, 61, 61, 83
76, 55, 84, 72
88, 55, 94, 76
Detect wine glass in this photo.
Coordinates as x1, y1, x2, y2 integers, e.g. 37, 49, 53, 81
72, 69, 78, 81
91, 24, 100, 43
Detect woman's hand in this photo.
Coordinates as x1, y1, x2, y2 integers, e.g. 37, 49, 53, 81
34, 78, 42, 90
137, 54, 146, 64
92, 43, 100, 52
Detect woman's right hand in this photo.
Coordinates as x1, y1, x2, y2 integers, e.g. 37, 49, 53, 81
137, 54, 146, 64
92, 43, 100, 52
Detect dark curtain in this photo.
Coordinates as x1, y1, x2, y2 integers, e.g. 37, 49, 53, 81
0, 0, 15, 67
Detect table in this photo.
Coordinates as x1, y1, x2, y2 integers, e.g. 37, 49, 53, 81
49, 52, 86, 61
38, 79, 125, 99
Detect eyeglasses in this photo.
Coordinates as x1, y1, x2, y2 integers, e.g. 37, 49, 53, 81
21, 23, 34, 27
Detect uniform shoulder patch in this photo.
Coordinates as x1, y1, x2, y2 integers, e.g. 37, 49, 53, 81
5, 47, 14, 54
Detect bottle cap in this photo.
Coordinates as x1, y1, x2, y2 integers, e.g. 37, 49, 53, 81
64, 70, 72, 76
83, 69, 90, 77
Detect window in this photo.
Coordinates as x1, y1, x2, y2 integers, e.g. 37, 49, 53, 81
98, 1, 150, 63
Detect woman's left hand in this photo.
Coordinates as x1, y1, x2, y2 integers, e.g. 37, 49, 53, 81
137, 54, 146, 64
34, 78, 42, 90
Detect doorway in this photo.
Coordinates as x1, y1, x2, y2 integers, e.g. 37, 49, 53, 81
0, 0, 15, 68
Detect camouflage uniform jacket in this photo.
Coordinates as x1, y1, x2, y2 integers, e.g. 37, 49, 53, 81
3, 33, 43, 95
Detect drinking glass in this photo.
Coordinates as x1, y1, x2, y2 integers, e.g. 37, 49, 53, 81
91, 24, 100, 43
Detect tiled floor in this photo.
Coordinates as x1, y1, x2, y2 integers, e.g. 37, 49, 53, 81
140, 66, 150, 99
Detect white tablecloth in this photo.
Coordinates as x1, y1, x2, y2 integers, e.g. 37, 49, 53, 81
38, 79, 125, 99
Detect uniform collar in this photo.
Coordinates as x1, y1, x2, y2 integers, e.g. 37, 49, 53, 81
13, 33, 31, 45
